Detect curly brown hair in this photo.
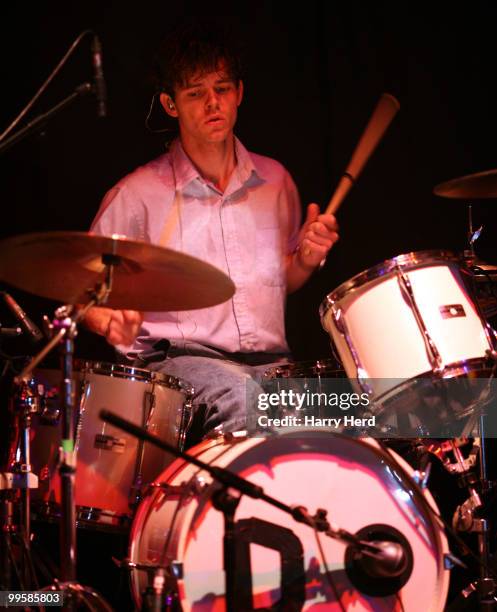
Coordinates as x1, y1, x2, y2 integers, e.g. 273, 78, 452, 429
154, 19, 243, 99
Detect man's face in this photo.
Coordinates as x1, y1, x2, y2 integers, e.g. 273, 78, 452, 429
161, 63, 243, 146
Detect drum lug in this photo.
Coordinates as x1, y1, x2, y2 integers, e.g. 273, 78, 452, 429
75, 379, 91, 451
170, 561, 183, 579
145, 389, 156, 416
178, 398, 194, 451
330, 302, 345, 336
396, 266, 444, 374
144, 476, 207, 498
113, 556, 183, 578
330, 303, 373, 394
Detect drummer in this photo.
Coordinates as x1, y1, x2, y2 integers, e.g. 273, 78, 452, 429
84, 20, 339, 437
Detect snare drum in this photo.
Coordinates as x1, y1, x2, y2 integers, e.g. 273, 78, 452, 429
30, 361, 193, 529
262, 359, 348, 421
263, 358, 344, 380
129, 432, 449, 610
320, 251, 496, 410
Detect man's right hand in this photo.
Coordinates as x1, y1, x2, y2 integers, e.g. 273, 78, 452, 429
83, 307, 143, 346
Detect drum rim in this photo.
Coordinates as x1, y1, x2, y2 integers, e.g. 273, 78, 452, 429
263, 358, 344, 379
370, 356, 495, 412
319, 249, 461, 317
75, 359, 194, 395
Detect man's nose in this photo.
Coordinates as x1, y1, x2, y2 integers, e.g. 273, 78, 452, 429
205, 89, 220, 110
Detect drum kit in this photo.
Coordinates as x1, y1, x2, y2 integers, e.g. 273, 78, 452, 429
0, 169, 496, 611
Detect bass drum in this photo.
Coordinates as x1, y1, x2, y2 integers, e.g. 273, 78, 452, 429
129, 432, 449, 611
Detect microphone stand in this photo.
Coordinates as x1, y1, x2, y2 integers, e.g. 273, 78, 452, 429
100, 410, 409, 610
0, 82, 92, 155
14, 260, 117, 610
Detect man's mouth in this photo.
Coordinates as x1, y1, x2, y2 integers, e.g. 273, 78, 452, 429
206, 115, 224, 124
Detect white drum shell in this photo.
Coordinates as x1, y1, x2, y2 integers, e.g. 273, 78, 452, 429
129, 434, 449, 611
321, 253, 492, 400
31, 362, 193, 526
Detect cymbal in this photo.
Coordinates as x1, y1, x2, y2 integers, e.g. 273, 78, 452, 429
0, 232, 235, 311
434, 169, 497, 199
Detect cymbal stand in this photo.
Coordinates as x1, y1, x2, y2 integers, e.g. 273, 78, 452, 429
0, 330, 44, 592
471, 416, 497, 610
463, 203, 483, 264
112, 557, 178, 612
426, 435, 497, 610
0, 379, 45, 591
14, 258, 117, 610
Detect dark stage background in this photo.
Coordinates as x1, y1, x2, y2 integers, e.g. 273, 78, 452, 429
1, 1, 497, 362
1, 3, 497, 608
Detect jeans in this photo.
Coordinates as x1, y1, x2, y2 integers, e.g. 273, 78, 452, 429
137, 340, 291, 438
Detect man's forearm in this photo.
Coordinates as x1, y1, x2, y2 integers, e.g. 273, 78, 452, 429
286, 252, 317, 293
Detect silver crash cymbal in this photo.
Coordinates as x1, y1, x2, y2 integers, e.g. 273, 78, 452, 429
0, 232, 235, 311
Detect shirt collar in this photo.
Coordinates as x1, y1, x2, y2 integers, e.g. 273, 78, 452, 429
169, 137, 264, 194
169, 139, 201, 191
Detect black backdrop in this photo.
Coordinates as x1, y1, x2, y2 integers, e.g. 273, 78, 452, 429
1, 0, 497, 362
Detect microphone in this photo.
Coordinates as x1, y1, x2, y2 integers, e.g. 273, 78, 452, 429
91, 34, 107, 118
2, 292, 43, 343
345, 525, 413, 597
349, 539, 408, 578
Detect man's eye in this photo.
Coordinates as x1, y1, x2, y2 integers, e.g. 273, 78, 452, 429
187, 90, 202, 98
216, 86, 231, 94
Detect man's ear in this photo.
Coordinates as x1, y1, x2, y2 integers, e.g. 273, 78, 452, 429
160, 92, 178, 117
236, 80, 244, 106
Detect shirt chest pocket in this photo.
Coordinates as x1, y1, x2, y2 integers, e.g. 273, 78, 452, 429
255, 227, 285, 287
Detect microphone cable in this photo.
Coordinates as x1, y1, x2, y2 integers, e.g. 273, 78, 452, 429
0, 29, 94, 143
311, 518, 347, 612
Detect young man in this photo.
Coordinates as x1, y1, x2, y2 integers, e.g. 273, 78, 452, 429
84, 22, 339, 435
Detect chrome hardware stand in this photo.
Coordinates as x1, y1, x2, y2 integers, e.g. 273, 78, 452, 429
113, 558, 179, 611
0, 370, 44, 591
423, 436, 497, 610
13, 257, 118, 610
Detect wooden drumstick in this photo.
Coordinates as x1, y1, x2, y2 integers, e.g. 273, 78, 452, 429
325, 93, 400, 215
303, 93, 400, 258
